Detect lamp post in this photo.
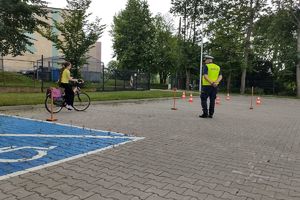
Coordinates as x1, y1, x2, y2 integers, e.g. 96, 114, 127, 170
199, 6, 205, 93
101, 62, 104, 91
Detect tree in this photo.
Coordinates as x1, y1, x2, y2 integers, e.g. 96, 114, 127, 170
253, 9, 297, 95
0, 0, 48, 56
207, 15, 244, 93
170, 0, 298, 96
107, 60, 119, 71
275, 0, 300, 97
152, 14, 179, 84
170, 0, 203, 43
111, 0, 155, 72
171, 0, 203, 90
41, 0, 105, 78
239, 0, 268, 94
203, 0, 268, 94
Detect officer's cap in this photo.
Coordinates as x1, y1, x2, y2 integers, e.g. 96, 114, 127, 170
203, 55, 214, 60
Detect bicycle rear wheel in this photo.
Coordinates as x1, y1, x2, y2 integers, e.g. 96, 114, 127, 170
73, 92, 90, 111
45, 95, 63, 113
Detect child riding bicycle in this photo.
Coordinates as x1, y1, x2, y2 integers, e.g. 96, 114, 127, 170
58, 61, 80, 110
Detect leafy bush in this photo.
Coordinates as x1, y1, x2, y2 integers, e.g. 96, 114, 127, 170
245, 87, 264, 95
151, 84, 168, 89
278, 90, 296, 96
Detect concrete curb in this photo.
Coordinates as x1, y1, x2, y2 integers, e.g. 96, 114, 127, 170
0, 97, 174, 112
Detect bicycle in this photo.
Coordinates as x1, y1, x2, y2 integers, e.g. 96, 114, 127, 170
45, 80, 90, 113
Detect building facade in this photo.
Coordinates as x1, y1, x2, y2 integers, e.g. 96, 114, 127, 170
2, 7, 102, 73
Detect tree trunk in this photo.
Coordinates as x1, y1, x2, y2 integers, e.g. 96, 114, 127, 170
0, 56, 3, 71
186, 69, 190, 90
192, 0, 198, 44
226, 73, 231, 93
240, 68, 247, 94
163, 73, 167, 84
240, 0, 256, 94
183, 2, 187, 41
159, 72, 164, 84
297, 20, 300, 98
297, 64, 300, 98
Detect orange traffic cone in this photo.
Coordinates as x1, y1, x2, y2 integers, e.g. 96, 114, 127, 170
215, 96, 221, 105
188, 93, 193, 103
181, 91, 186, 99
256, 97, 261, 105
226, 93, 230, 101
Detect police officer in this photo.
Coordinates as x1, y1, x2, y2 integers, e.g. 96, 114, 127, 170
199, 55, 222, 118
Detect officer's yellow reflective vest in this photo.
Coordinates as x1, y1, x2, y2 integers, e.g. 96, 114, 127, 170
202, 63, 221, 86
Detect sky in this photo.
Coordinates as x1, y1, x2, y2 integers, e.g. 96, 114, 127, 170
46, 0, 174, 65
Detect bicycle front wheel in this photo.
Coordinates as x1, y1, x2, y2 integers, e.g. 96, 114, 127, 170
45, 95, 63, 113
73, 92, 90, 111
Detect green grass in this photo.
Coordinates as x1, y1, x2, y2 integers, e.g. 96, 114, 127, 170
0, 72, 135, 89
0, 72, 36, 87
0, 72, 54, 88
0, 72, 202, 106
0, 90, 187, 106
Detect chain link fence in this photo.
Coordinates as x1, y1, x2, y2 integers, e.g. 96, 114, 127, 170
0, 56, 150, 92
0, 57, 40, 90
98, 68, 150, 91
169, 75, 296, 96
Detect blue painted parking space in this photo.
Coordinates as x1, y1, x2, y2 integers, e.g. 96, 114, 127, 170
0, 115, 142, 180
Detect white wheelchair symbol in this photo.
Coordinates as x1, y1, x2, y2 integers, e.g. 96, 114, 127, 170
0, 146, 56, 163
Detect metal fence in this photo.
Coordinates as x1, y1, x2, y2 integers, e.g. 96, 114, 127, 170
0, 56, 150, 92
37, 56, 104, 82
0, 56, 3, 71
3, 54, 289, 95
0, 57, 40, 89
98, 68, 150, 91
170, 76, 296, 96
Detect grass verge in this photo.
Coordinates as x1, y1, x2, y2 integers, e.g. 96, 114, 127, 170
0, 90, 193, 106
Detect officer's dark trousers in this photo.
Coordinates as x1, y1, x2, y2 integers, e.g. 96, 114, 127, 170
200, 86, 217, 116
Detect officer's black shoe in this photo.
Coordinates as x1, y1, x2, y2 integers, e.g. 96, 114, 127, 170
208, 115, 213, 118
199, 114, 208, 118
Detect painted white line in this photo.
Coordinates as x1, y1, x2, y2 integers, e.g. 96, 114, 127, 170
0, 114, 127, 137
232, 170, 278, 181
0, 114, 145, 180
0, 137, 144, 181
232, 170, 244, 175
0, 134, 143, 140
0, 146, 56, 163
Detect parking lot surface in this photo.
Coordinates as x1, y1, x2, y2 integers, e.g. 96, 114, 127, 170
0, 95, 300, 200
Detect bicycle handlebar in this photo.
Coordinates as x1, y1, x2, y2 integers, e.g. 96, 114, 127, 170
75, 79, 84, 88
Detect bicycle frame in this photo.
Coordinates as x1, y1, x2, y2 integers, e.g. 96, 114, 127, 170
45, 82, 90, 113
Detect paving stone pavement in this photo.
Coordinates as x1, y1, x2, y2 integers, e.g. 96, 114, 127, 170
0, 95, 300, 200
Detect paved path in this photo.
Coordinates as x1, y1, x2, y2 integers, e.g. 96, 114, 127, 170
0, 95, 300, 200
